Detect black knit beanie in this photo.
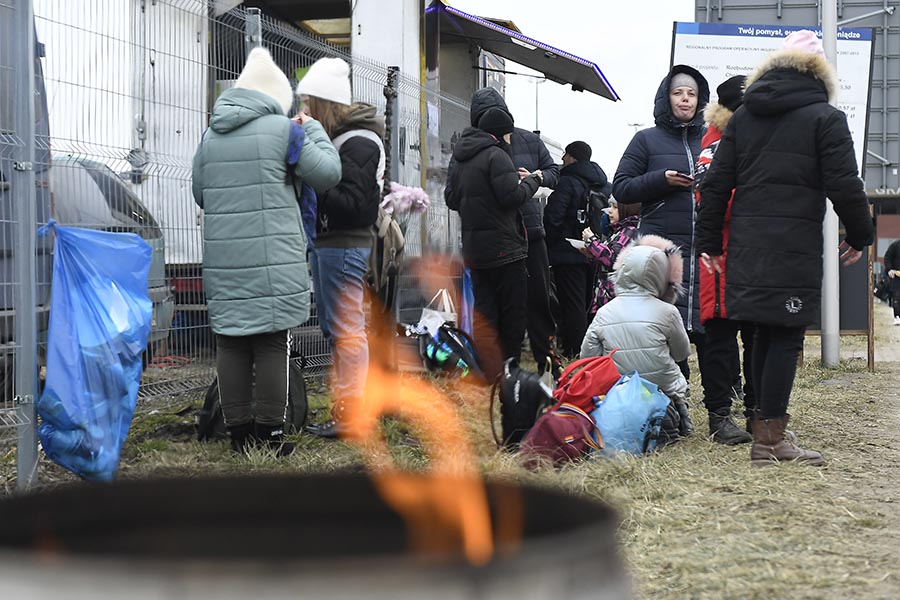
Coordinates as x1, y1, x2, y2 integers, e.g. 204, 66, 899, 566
565, 141, 592, 162
716, 75, 746, 112
477, 107, 514, 138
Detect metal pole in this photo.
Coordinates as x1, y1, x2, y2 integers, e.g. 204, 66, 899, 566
388, 67, 401, 185
244, 7, 262, 56
821, 1, 841, 367
12, 0, 39, 490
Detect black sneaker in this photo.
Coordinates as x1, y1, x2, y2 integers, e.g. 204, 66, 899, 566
305, 419, 355, 439
253, 422, 296, 457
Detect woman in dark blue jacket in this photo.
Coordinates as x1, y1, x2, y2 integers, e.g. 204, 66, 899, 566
612, 64, 709, 436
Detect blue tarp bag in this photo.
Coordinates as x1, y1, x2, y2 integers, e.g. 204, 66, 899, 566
590, 371, 671, 456
460, 267, 474, 337
37, 220, 152, 481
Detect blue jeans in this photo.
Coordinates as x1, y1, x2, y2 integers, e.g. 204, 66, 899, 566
310, 246, 370, 402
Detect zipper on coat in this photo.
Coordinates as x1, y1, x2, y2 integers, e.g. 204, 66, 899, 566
682, 128, 697, 332
714, 272, 721, 318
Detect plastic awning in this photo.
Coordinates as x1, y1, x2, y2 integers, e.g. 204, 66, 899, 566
436, 3, 620, 101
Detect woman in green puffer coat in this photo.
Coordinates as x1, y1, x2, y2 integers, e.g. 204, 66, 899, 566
192, 48, 341, 455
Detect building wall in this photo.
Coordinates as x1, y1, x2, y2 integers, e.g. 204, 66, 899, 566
351, 0, 421, 81
694, 0, 900, 191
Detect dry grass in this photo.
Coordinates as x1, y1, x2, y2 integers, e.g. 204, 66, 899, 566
3, 305, 900, 599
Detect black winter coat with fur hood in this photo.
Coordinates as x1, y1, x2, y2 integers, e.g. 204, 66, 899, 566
696, 49, 874, 327
446, 128, 542, 269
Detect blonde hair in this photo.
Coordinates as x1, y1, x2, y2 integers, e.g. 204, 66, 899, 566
304, 95, 351, 138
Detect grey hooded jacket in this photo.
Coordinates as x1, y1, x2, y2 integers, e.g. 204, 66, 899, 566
580, 236, 690, 401
192, 87, 341, 336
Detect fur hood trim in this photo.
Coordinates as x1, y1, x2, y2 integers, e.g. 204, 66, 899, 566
744, 49, 838, 104
703, 102, 734, 132
614, 234, 684, 303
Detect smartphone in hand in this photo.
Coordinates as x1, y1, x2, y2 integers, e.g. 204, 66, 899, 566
676, 172, 694, 181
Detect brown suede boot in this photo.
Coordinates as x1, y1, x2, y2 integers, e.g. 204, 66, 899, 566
746, 408, 797, 443
750, 415, 824, 467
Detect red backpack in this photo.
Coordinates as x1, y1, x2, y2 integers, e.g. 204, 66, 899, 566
551, 351, 620, 413
519, 403, 602, 469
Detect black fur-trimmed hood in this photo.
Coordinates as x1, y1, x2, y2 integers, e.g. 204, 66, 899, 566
743, 49, 838, 116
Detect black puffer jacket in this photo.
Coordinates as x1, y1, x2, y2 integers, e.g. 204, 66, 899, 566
696, 50, 874, 327
544, 160, 609, 265
612, 65, 709, 332
316, 103, 385, 248
469, 88, 560, 240
446, 127, 542, 269
884, 239, 900, 292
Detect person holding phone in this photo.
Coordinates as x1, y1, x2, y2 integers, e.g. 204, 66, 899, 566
611, 65, 710, 437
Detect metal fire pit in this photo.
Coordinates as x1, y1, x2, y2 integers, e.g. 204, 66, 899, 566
0, 473, 629, 599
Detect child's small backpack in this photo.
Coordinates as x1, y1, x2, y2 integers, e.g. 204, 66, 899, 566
418, 323, 485, 382
576, 178, 611, 238
490, 358, 555, 449
518, 403, 602, 469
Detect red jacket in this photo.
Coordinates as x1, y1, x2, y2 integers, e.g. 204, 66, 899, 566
693, 103, 734, 324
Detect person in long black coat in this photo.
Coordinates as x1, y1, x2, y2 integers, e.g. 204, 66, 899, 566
543, 141, 609, 358
612, 64, 709, 437
445, 107, 543, 381
882, 238, 900, 323
448, 88, 561, 378
696, 30, 874, 466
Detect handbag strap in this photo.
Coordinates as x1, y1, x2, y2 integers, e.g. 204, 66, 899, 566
489, 373, 503, 448
555, 403, 603, 450
557, 348, 619, 384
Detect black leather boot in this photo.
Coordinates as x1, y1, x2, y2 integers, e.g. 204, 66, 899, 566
254, 422, 296, 457
306, 399, 353, 439
675, 401, 694, 437
709, 407, 753, 445
226, 421, 254, 454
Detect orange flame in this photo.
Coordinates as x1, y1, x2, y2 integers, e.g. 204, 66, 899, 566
342, 359, 494, 565
330, 253, 522, 565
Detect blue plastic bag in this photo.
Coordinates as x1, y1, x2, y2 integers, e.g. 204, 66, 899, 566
460, 268, 474, 337
37, 220, 152, 481
590, 371, 671, 456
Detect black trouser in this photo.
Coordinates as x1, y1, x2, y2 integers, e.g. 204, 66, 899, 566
525, 238, 558, 369
702, 319, 757, 415
551, 263, 593, 357
677, 330, 713, 411
470, 259, 528, 382
216, 330, 290, 427
752, 324, 806, 419
892, 285, 900, 318
677, 329, 705, 384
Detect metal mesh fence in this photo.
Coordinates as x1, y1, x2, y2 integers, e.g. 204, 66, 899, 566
1, 0, 467, 454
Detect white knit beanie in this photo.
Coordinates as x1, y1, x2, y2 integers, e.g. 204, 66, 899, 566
234, 47, 294, 115
295, 57, 353, 106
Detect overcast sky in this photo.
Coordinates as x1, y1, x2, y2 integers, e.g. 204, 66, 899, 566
451, 0, 695, 174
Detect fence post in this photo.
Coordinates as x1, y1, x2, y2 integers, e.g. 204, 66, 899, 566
12, 0, 40, 490
244, 7, 263, 56
386, 67, 401, 185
